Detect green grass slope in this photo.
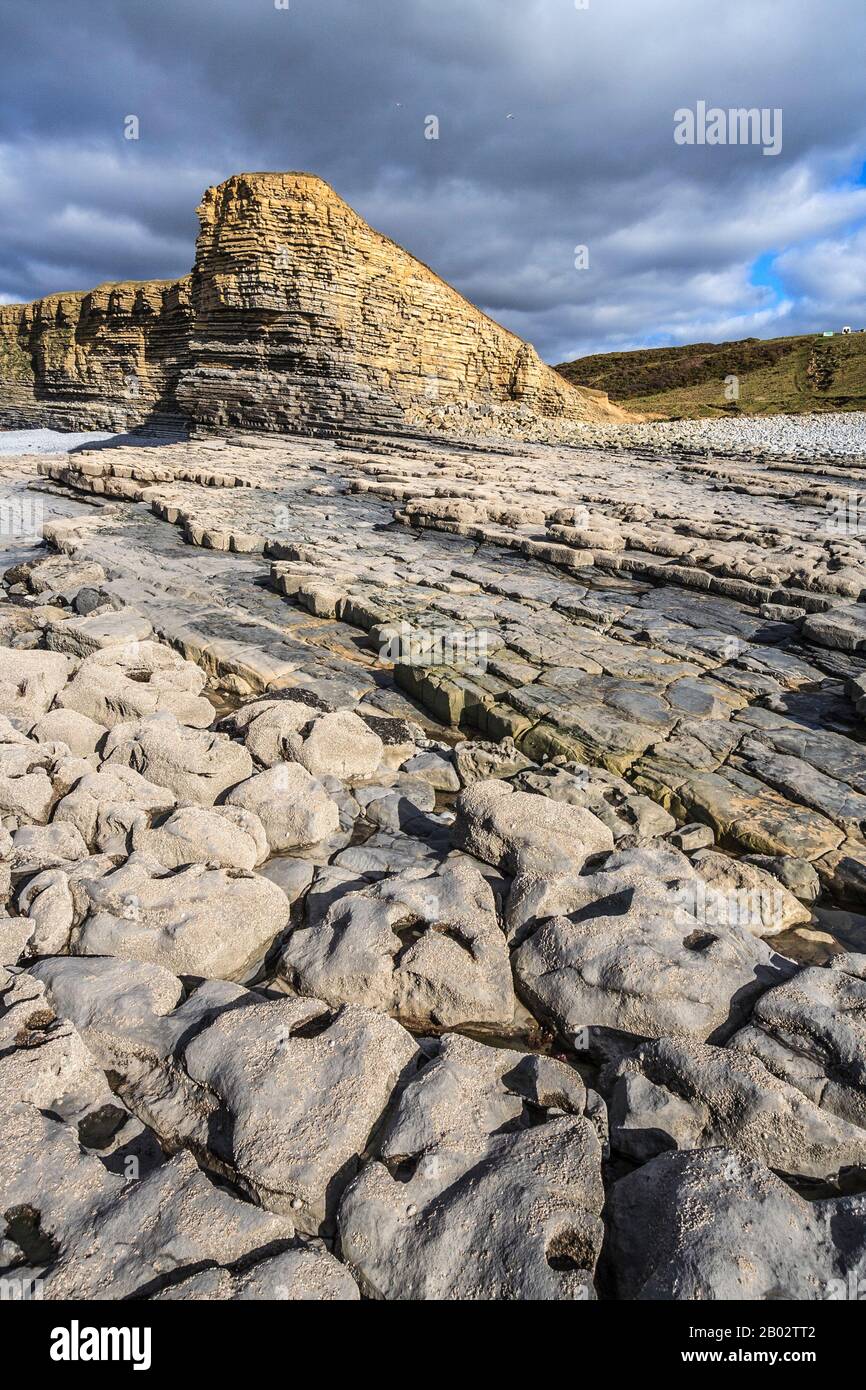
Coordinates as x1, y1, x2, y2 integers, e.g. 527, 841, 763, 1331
554, 332, 866, 418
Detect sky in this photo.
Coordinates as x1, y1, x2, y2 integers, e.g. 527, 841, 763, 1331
1, 0, 864, 363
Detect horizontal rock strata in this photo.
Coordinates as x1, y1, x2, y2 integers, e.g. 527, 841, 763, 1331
0, 173, 622, 439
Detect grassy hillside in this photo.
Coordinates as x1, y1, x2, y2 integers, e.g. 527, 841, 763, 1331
554, 332, 866, 418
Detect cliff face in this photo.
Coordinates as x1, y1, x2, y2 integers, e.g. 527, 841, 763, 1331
0, 280, 192, 432
0, 172, 622, 436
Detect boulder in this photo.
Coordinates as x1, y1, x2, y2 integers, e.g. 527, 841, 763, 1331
28, 707, 106, 757
132, 803, 268, 870
232, 697, 327, 766
512, 850, 796, 1058
452, 777, 614, 877
506, 844, 695, 947
58, 640, 213, 729
225, 763, 340, 852
607, 1147, 866, 1300
689, 848, 812, 935
63, 851, 289, 980
29, 960, 420, 1236
44, 610, 152, 658
9, 822, 90, 878
282, 710, 385, 781
608, 1035, 866, 1181
53, 764, 176, 854
729, 953, 866, 1132
152, 1246, 360, 1301
101, 713, 253, 805
279, 860, 516, 1029
339, 1032, 605, 1300
0, 965, 295, 1301
0, 647, 72, 721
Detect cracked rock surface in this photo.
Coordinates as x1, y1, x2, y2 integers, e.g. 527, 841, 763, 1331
2, 416, 866, 1300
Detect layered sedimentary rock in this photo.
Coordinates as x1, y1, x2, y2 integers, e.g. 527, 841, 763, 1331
0, 281, 191, 432
0, 173, 620, 436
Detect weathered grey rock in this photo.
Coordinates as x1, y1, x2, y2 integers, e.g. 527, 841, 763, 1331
815, 839, 866, 907
30, 960, 420, 1235
608, 1036, 866, 1180
9, 822, 90, 877
180, 997, 419, 1231
0, 646, 72, 721
453, 737, 534, 786
53, 764, 176, 854
813, 905, 866, 954
7, 552, 105, 602
152, 1245, 360, 1301
353, 774, 437, 833
66, 851, 290, 980
279, 860, 515, 1029
334, 829, 448, 879
0, 964, 296, 1300
506, 844, 695, 947
729, 954, 866, 1131
513, 850, 795, 1057
232, 696, 326, 766
0, 763, 55, 825
281, 709, 385, 780
739, 740, 866, 837
689, 848, 812, 935
16, 856, 116, 957
258, 855, 316, 904
803, 603, 866, 653
132, 803, 268, 870
607, 1147, 866, 1300
452, 777, 614, 877
339, 1032, 605, 1300
668, 822, 715, 852
58, 640, 213, 729
12, 1137, 295, 1301
0, 913, 33, 964
102, 713, 253, 805
401, 750, 460, 792
743, 852, 821, 902
44, 609, 153, 658
225, 762, 340, 852
0, 966, 118, 1130
28, 707, 106, 757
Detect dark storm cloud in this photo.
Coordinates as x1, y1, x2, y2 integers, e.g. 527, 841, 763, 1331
1, 0, 864, 359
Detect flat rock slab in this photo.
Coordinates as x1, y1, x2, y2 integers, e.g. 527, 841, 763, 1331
803, 603, 866, 653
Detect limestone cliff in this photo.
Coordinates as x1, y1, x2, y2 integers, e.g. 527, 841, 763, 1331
0, 172, 623, 436
0, 280, 192, 432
